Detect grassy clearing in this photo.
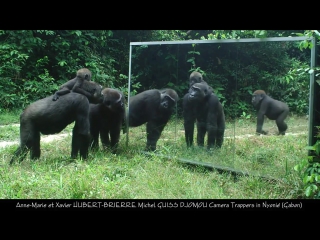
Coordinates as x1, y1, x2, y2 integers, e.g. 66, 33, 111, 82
126, 114, 308, 179
0, 112, 308, 199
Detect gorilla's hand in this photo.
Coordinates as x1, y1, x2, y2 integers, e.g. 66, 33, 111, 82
52, 95, 59, 101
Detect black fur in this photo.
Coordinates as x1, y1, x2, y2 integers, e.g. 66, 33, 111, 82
89, 88, 126, 153
52, 68, 102, 103
252, 90, 289, 135
10, 92, 97, 164
183, 83, 225, 149
189, 71, 214, 93
128, 88, 179, 151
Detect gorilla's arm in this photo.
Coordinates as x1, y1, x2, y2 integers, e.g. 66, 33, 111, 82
183, 93, 196, 147
256, 100, 269, 135
205, 97, 219, 149
72, 80, 94, 99
146, 121, 166, 151
52, 80, 75, 101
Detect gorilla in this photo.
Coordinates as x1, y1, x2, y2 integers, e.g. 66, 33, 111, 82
10, 81, 103, 165
252, 90, 289, 135
189, 71, 214, 92
128, 88, 179, 151
183, 82, 225, 150
89, 88, 126, 153
52, 68, 100, 101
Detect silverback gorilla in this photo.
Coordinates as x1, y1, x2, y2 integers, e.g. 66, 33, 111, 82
89, 88, 126, 153
128, 88, 179, 151
10, 81, 102, 165
252, 90, 289, 135
183, 82, 225, 150
52, 68, 100, 101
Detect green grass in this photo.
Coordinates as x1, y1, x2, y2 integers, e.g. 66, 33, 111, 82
125, 115, 308, 179
0, 112, 308, 199
0, 109, 21, 125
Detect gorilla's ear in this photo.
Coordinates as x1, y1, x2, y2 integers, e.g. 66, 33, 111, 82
204, 85, 213, 98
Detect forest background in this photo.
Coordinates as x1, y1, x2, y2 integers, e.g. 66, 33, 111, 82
1, 30, 320, 199
0, 30, 319, 119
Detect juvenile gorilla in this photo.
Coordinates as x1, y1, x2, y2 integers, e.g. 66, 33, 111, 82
189, 71, 214, 93
183, 82, 225, 150
128, 88, 179, 151
10, 87, 102, 165
252, 90, 289, 135
89, 88, 126, 153
52, 68, 101, 102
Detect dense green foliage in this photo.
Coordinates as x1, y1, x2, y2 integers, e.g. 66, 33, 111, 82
0, 30, 317, 118
295, 126, 320, 198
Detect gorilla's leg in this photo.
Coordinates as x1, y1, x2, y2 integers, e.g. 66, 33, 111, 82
216, 122, 225, 148
276, 111, 289, 135
10, 146, 29, 165
30, 131, 41, 159
184, 115, 195, 148
207, 124, 218, 150
71, 127, 80, 159
10, 121, 36, 164
145, 122, 165, 151
109, 125, 121, 153
79, 134, 90, 160
88, 104, 100, 150
71, 115, 90, 159
100, 126, 111, 149
196, 121, 207, 147
71, 127, 89, 159
89, 124, 100, 150
185, 124, 194, 147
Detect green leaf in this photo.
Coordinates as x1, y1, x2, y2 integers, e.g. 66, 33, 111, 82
314, 30, 320, 36
305, 145, 316, 151
58, 61, 67, 67
303, 175, 309, 184
305, 186, 312, 197
75, 30, 82, 36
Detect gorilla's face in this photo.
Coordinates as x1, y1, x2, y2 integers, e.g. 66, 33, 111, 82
187, 83, 207, 103
102, 89, 124, 112
160, 94, 176, 110
92, 84, 103, 100
159, 89, 179, 111
252, 94, 263, 109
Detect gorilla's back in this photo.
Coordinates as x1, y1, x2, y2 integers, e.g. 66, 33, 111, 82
22, 93, 89, 135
